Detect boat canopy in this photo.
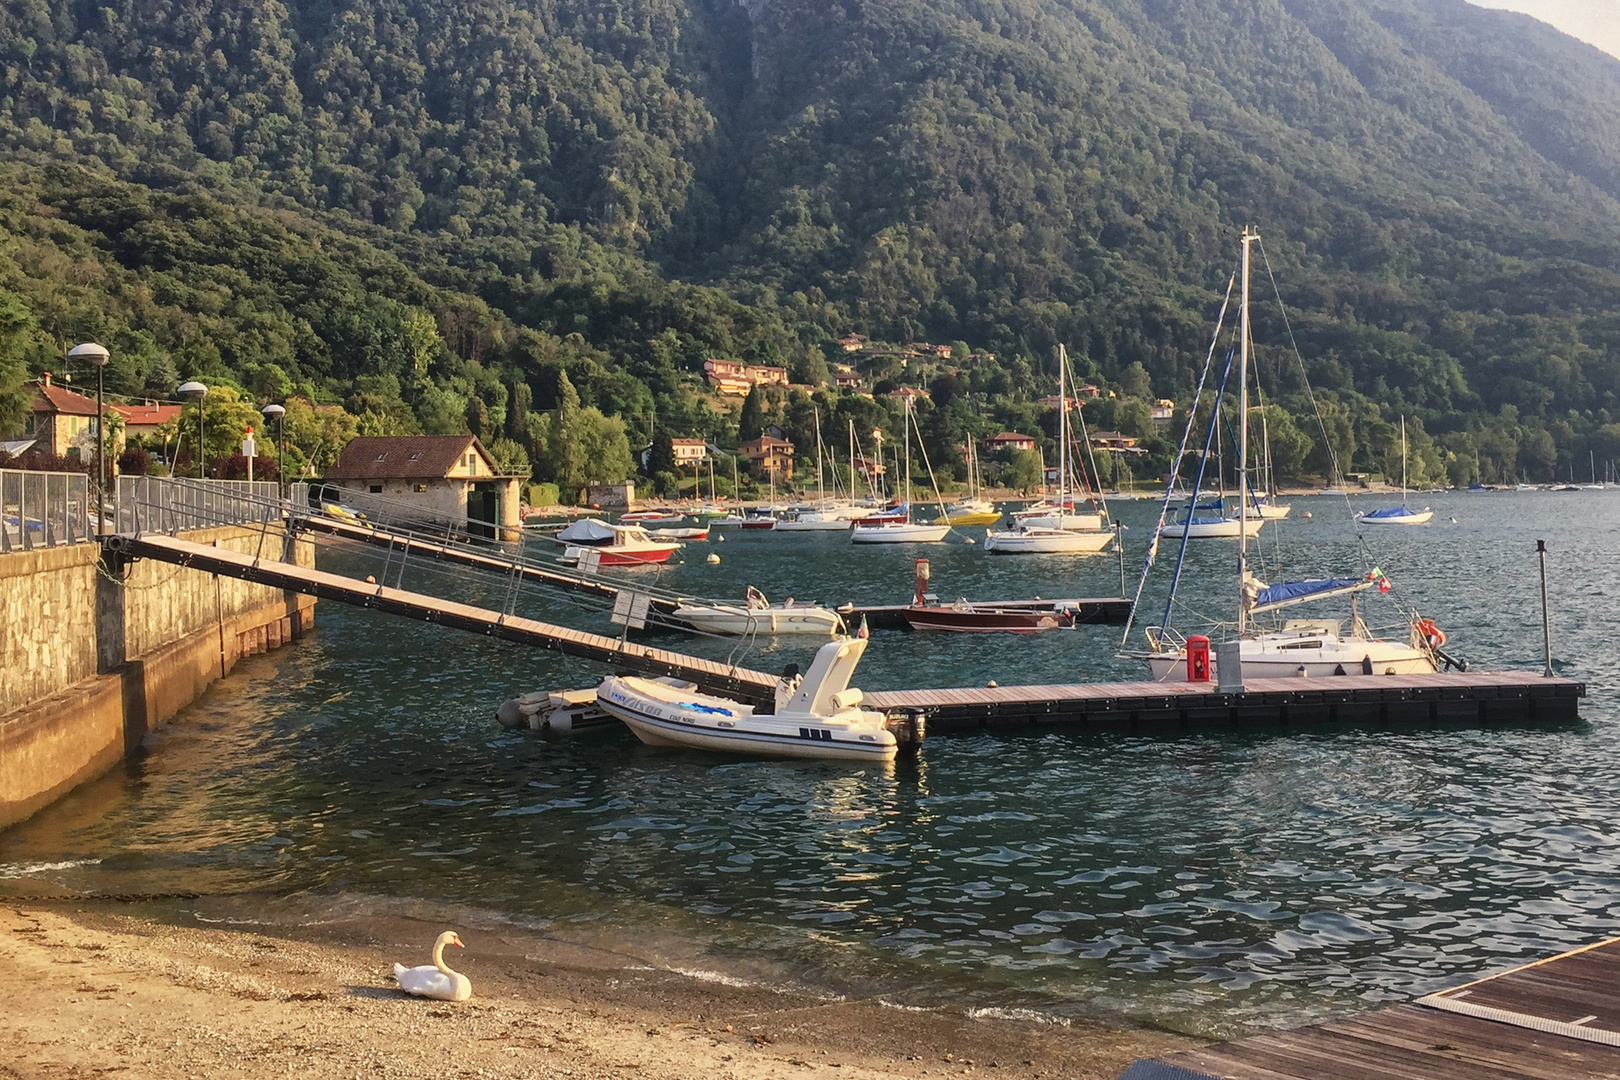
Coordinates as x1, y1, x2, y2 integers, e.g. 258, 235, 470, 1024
1362, 505, 1415, 520
557, 518, 618, 543
1249, 576, 1372, 614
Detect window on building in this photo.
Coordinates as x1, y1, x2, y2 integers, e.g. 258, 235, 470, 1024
410, 452, 421, 460
414, 484, 427, 492
376, 453, 387, 461
369, 485, 383, 494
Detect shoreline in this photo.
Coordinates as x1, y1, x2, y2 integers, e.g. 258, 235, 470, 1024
0, 901, 1198, 1079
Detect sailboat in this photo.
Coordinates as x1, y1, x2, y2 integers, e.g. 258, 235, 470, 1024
935, 441, 1001, 526
777, 411, 859, 530
1131, 227, 1444, 680
850, 397, 951, 543
985, 345, 1114, 554
1359, 417, 1432, 525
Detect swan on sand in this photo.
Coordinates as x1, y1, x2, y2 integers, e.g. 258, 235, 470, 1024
393, 930, 472, 1001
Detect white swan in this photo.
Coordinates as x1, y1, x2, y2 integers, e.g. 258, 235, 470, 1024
393, 930, 472, 1001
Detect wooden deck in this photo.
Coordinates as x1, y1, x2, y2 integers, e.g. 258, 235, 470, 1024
107, 532, 779, 705
864, 670, 1584, 733
1120, 938, 1620, 1079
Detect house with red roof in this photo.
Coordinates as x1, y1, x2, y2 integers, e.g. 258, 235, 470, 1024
324, 435, 524, 540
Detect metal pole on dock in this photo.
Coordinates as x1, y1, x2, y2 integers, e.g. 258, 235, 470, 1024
1537, 538, 1552, 677
1115, 519, 1126, 596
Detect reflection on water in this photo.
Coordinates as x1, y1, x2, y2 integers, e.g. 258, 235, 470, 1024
2, 493, 1618, 1037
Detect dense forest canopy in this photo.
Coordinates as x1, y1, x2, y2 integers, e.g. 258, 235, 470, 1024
5, 0, 1620, 489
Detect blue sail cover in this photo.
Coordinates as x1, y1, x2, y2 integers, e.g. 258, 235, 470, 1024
1251, 577, 1370, 613
1363, 505, 1415, 519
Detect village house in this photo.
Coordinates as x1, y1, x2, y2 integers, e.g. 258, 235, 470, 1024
833, 371, 863, 390
1089, 430, 1141, 451
111, 400, 184, 441
887, 385, 930, 404
703, 358, 790, 395
1152, 399, 1177, 428
906, 342, 953, 358
985, 431, 1037, 454
837, 333, 865, 352
739, 435, 795, 481
22, 374, 112, 459
670, 438, 708, 466
323, 434, 524, 540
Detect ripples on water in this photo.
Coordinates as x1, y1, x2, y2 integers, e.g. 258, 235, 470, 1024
3, 493, 1618, 1037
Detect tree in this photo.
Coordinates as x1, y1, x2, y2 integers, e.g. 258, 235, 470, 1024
1120, 362, 1153, 401
738, 384, 766, 441
1006, 449, 1042, 493
465, 397, 492, 442
646, 430, 677, 476
0, 289, 36, 438
488, 437, 531, 478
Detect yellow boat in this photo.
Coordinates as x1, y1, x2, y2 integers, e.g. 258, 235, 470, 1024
934, 508, 1001, 526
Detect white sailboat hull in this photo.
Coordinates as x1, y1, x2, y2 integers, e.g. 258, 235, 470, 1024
1359, 510, 1434, 525
1257, 503, 1291, 519
773, 516, 854, 531
983, 528, 1112, 554
1159, 518, 1266, 539
850, 522, 951, 543
1147, 633, 1435, 681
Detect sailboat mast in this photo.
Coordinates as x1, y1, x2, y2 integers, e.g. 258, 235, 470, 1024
903, 397, 913, 520
1058, 344, 1069, 512
814, 410, 825, 506
1238, 226, 1253, 635
1401, 415, 1408, 502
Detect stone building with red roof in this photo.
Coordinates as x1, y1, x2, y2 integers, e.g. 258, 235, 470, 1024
324, 434, 523, 539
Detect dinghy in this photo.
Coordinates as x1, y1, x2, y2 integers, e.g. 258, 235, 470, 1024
670, 587, 844, 636
595, 635, 898, 761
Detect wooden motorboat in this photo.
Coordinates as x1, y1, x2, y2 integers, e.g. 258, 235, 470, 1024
595, 636, 898, 761
648, 526, 711, 540
620, 510, 687, 524
901, 559, 1074, 632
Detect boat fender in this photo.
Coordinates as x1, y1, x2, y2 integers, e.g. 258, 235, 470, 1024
1361, 654, 1374, 675
495, 699, 526, 729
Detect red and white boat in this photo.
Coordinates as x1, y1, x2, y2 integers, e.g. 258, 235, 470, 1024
554, 518, 681, 566
620, 510, 688, 525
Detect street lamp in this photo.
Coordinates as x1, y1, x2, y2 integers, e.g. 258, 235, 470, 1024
68, 342, 110, 512
177, 381, 208, 479
261, 403, 286, 495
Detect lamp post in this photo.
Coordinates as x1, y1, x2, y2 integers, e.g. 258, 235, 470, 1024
68, 342, 110, 515
177, 381, 208, 479
261, 404, 286, 497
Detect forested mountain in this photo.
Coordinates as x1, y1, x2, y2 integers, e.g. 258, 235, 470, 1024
5, 0, 1620, 488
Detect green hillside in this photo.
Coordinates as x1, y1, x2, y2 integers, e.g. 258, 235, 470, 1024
5, 0, 1620, 489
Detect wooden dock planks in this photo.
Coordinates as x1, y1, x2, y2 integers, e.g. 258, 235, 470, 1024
1120, 939, 1620, 1080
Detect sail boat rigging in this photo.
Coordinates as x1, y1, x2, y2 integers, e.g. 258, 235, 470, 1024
850, 396, 951, 543
985, 345, 1114, 554
1127, 226, 1448, 679
1359, 416, 1433, 525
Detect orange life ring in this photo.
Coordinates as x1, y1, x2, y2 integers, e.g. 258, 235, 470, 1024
1416, 618, 1446, 649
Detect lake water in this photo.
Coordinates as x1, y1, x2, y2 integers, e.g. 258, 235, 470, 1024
3, 491, 1617, 1039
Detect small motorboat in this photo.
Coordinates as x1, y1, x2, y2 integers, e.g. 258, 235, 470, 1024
648, 526, 711, 540
1357, 505, 1434, 525
671, 586, 844, 636
555, 518, 681, 566
595, 635, 899, 761
901, 559, 1075, 632
620, 510, 687, 524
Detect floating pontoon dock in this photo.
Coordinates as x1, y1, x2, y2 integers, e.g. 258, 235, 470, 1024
1120, 936, 1620, 1079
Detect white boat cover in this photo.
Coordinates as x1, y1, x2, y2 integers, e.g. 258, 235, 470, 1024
556, 518, 618, 543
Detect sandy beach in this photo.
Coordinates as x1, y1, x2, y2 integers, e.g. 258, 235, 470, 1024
1, 903, 1197, 1079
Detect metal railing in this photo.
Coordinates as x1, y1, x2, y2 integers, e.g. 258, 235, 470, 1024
0, 469, 93, 553
113, 476, 281, 535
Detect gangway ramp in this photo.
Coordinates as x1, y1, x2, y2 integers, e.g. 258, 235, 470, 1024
105, 531, 780, 706
293, 512, 673, 614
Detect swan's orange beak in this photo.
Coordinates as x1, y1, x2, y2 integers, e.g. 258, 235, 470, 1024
451, 935, 464, 948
